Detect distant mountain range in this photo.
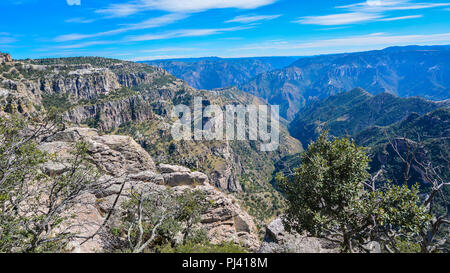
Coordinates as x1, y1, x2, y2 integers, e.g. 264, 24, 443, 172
142, 46, 450, 121
241, 45, 450, 120
289, 87, 449, 148
141, 56, 299, 90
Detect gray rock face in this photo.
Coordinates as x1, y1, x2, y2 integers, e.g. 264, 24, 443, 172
208, 142, 242, 192
0, 53, 12, 64
42, 162, 69, 176
158, 163, 191, 173
162, 171, 209, 187
43, 127, 156, 175
65, 95, 156, 132
157, 164, 208, 186
188, 184, 260, 251
259, 218, 339, 253
0, 58, 176, 132
259, 217, 383, 253
39, 127, 260, 252
129, 171, 164, 184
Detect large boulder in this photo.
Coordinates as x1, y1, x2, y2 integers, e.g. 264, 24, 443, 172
175, 184, 260, 251
43, 127, 156, 175
158, 163, 190, 173
259, 218, 339, 253
162, 171, 209, 187
259, 217, 382, 253
0, 53, 12, 64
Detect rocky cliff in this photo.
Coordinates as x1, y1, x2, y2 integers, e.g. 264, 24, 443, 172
259, 218, 339, 253
259, 217, 382, 253
0, 53, 12, 64
1, 53, 302, 233
39, 127, 260, 252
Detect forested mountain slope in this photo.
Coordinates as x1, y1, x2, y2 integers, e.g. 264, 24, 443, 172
143, 56, 299, 90
289, 88, 449, 147
241, 45, 450, 120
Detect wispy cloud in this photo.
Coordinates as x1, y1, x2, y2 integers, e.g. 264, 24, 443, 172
0, 33, 17, 44
295, 0, 449, 26
55, 40, 112, 49
126, 25, 253, 42
128, 47, 206, 61
296, 12, 382, 25
0, 37, 17, 44
139, 47, 200, 53
55, 13, 187, 42
96, 0, 278, 17
378, 14, 423, 21
129, 55, 197, 61
226, 14, 281, 23
339, 0, 450, 11
231, 32, 450, 53
65, 17, 94, 24
53, 25, 252, 49
66, 0, 80, 6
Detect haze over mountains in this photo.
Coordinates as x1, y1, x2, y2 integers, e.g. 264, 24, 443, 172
145, 45, 450, 120
143, 56, 299, 90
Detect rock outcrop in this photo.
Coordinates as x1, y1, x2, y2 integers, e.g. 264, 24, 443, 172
259, 217, 383, 253
259, 218, 339, 253
39, 127, 260, 252
0, 53, 12, 64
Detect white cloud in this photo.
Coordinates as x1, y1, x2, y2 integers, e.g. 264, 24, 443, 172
338, 0, 450, 11
129, 55, 198, 61
96, 0, 277, 17
139, 47, 200, 53
56, 40, 112, 49
0, 37, 17, 44
55, 13, 187, 42
65, 17, 94, 24
66, 0, 80, 6
230, 32, 450, 54
295, 12, 381, 25
297, 0, 450, 26
225, 14, 281, 23
0, 33, 17, 44
53, 25, 252, 49
126, 25, 253, 42
378, 14, 423, 21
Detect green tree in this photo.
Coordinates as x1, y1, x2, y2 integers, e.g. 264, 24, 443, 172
0, 113, 99, 252
279, 131, 430, 253
109, 187, 211, 253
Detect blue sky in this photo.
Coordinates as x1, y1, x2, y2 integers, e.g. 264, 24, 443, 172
1, 0, 450, 60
